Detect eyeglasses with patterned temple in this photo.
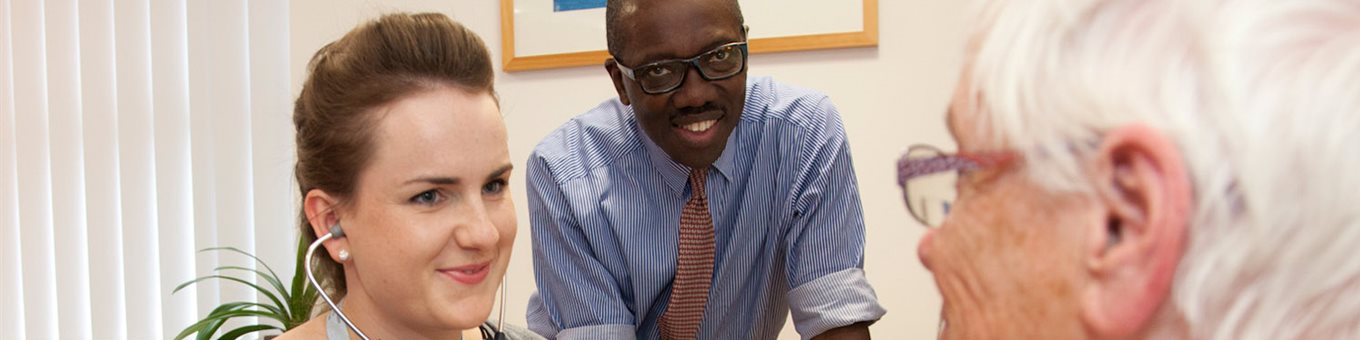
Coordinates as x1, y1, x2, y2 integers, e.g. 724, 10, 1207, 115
896, 144, 1016, 228
614, 41, 749, 95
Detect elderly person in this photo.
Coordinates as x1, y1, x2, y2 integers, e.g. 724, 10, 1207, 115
900, 0, 1360, 338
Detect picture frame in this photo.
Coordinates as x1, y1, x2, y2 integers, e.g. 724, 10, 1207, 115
500, 0, 878, 72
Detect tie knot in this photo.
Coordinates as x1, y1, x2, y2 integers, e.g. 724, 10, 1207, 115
689, 168, 707, 195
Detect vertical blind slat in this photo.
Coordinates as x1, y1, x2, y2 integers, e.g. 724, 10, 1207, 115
185, 0, 223, 320
79, 0, 130, 337
114, 0, 165, 337
12, 0, 61, 338
0, 0, 31, 337
150, 0, 197, 336
207, 0, 261, 330
45, 0, 95, 337
249, 0, 297, 309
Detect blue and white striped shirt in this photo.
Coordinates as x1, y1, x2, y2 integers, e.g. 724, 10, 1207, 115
525, 77, 885, 340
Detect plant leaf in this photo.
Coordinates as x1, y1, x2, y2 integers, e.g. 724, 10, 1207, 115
220, 309, 288, 325
288, 284, 320, 329
291, 286, 319, 328
214, 265, 291, 316
288, 235, 320, 329
219, 324, 282, 340
193, 317, 226, 340
198, 246, 286, 301
176, 302, 250, 340
204, 302, 289, 322
200, 246, 283, 293
210, 301, 285, 320
196, 308, 291, 335
175, 301, 290, 340
178, 275, 289, 319
175, 317, 218, 340
172, 275, 220, 294
176, 243, 318, 339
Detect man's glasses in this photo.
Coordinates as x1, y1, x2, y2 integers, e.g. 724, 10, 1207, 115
896, 144, 1015, 228
614, 41, 749, 94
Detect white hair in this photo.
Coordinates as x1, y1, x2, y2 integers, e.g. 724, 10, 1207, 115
965, 0, 1360, 338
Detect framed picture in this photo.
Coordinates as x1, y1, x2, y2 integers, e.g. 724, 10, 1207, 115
499, 0, 878, 72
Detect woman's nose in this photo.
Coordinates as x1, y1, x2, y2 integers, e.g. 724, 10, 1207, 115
455, 202, 501, 249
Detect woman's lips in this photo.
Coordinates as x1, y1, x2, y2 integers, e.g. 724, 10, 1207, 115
438, 263, 490, 285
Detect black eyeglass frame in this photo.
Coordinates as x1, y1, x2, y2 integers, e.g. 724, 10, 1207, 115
613, 41, 750, 95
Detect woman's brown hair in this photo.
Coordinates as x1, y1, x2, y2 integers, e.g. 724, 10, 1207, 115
293, 12, 494, 304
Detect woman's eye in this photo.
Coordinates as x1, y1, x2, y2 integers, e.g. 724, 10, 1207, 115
483, 179, 508, 196
410, 190, 441, 205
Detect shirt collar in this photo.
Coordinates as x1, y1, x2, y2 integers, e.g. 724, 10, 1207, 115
634, 113, 741, 195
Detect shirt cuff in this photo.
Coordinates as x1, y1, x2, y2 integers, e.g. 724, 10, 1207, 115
557, 324, 637, 340
787, 267, 887, 339
525, 291, 558, 338
526, 290, 637, 340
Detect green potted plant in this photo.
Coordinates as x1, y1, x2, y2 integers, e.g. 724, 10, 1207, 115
173, 236, 320, 339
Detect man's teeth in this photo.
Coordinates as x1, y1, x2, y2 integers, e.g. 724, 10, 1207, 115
682, 120, 717, 132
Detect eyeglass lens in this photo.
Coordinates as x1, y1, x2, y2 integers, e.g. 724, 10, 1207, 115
904, 147, 959, 228
634, 43, 745, 93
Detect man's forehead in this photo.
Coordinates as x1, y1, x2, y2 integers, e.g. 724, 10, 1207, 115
616, 0, 639, 17
615, 1, 741, 63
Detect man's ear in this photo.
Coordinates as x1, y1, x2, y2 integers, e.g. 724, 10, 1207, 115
604, 58, 632, 106
303, 189, 349, 263
1080, 124, 1192, 338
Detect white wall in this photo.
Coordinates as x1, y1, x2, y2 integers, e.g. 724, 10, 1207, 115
290, 1, 967, 338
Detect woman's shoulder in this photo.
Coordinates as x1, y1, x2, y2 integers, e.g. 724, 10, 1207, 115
274, 314, 329, 340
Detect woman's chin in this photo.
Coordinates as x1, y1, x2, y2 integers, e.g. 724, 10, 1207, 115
433, 297, 496, 329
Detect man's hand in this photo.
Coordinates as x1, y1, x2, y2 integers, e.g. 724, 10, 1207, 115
810, 321, 873, 340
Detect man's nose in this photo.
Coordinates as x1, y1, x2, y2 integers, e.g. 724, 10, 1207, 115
670, 65, 716, 110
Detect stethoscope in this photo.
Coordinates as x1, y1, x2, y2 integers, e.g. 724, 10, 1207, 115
305, 223, 508, 340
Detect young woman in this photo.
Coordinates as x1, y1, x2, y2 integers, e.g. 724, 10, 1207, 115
277, 13, 540, 340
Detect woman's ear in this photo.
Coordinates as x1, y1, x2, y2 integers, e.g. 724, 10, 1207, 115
303, 189, 349, 263
1080, 124, 1193, 338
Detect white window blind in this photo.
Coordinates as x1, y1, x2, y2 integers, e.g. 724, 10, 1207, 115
1, 0, 296, 339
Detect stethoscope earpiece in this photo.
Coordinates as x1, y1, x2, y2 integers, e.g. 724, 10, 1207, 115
329, 223, 346, 238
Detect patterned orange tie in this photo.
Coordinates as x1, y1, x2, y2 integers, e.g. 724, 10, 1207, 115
659, 168, 716, 340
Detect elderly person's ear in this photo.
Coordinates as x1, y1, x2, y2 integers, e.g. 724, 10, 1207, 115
1080, 124, 1193, 338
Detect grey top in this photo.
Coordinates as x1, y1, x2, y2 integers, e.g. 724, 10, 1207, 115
326, 311, 544, 340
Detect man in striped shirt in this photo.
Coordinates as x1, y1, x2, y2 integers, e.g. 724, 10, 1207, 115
524, 0, 885, 339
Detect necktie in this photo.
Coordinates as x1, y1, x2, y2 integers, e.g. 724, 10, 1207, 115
659, 168, 716, 340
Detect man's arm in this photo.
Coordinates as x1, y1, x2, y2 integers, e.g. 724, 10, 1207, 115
812, 322, 873, 340
525, 153, 638, 340
784, 97, 886, 339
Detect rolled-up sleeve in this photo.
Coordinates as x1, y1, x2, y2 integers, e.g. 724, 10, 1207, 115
525, 152, 638, 339
784, 98, 886, 339
788, 268, 884, 339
